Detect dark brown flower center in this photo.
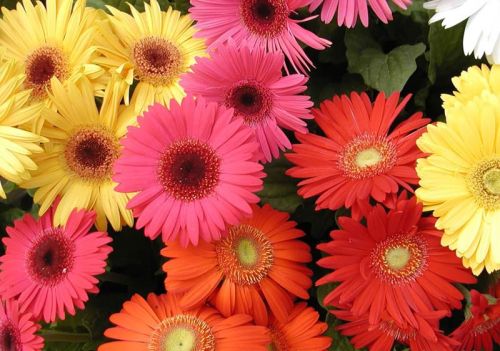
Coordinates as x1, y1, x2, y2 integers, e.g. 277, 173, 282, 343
240, 0, 288, 37
27, 228, 75, 286
225, 81, 272, 124
157, 139, 220, 201
0, 321, 21, 351
25, 46, 68, 100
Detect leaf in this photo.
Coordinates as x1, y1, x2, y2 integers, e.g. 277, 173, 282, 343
258, 156, 302, 213
345, 27, 426, 94
87, 0, 188, 13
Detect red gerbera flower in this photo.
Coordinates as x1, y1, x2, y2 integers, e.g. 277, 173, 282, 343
98, 292, 270, 351
189, 0, 331, 74
334, 309, 458, 351
113, 96, 265, 246
0, 203, 112, 322
316, 196, 476, 329
181, 41, 313, 162
0, 299, 44, 351
451, 290, 500, 351
267, 302, 332, 351
286, 92, 430, 220
162, 204, 312, 326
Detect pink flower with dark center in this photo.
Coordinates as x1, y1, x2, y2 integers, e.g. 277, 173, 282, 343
0, 299, 44, 351
181, 42, 313, 162
189, 0, 331, 74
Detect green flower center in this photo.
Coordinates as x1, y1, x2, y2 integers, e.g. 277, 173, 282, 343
237, 238, 259, 266
483, 168, 500, 195
385, 247, 410, 271
355, 147, 382, 168
164, 327, 196, 351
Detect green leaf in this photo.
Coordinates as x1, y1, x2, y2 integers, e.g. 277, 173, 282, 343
258, 156, 302, 213
87, 0, 188, 13
345, 27, 426, 94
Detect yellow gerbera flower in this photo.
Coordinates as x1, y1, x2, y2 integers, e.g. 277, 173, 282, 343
95, 0, 206, 113
442, 64, 500, 111
0, 0, 105, 131
0, 59, 47, 198
416, 93, 500, 275
20, 76, 134, 231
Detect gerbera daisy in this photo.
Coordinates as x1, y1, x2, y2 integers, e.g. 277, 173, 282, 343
308, 0, 412, 27
424, 0, 500, 64
0, 58, 47, 198
0, 0, 104, 131
0, 202, 112, 323
0, 299, 44, 351
95, 0, 206, 113
189, 0, 331, 74
98, 292, 270, 351
442, 64, 500, 111
316, 196, 476, 328
286, 92, 430, 220
451, 290, 500, 351
114, 96, 264, 246
20, 76, 134, 231
162, 204, 312, 325
267, 302, 332, 351
416, 91, 500, 274
334, 309, 458, 351
181, 42, 312, 162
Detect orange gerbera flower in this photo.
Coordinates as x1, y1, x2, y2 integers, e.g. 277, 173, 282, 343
267, 302, 332, 351
162, 204, 312, 326
98, 292, 270, 351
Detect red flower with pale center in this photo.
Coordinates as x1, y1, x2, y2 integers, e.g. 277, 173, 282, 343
181, 41, 313, 162
267, 302, 332, 351
316, 196, 476, 329
113, 96, 265, 246
162, 204, 312, 326
334, 309, 458, 351
286, 92, 430, 220
0, 299, 44, 351
98, 292, 270, 351
189, 0, 331, 74
451, 290, 500, 351
0, 202, 112, 322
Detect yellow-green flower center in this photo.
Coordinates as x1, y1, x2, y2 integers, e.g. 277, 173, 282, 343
355, 147, 382, 168
237, 238, 259, 266
164, 327, 196, 351
385, 247, 410, 271
468, 158, 500, 210
483, 168, 500, 195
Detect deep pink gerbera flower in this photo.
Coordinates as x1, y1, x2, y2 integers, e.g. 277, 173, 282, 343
0, 299, 44, 351
316, 196, 476, 328
181, 42, 313, 162
286, 92, 430, 220
309, 0, 412, 26
189, 0, 331, 74
0, 203, 112, 323
113, 97, 265, 246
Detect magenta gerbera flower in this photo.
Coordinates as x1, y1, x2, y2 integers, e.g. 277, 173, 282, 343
0, 299, 44, 351
189, 0, 331, 74
309, 0, 412, 27
113, 97, 265, 246
181, 42, 313, 162
0, 203, 113, 323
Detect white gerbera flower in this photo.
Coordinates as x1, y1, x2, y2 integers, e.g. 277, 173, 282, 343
424, 0, 500, 64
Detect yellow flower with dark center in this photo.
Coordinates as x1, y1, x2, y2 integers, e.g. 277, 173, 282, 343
95, 0, 206, 113
21, 76, 134, 231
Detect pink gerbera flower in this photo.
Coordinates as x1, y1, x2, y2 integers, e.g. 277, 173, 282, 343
0, 203, 113, 323
189, 0, 331, 74
181, 42, 313, 162
113, 96, 265, 246
0, 299, 44, 351
309, 0, 412, 27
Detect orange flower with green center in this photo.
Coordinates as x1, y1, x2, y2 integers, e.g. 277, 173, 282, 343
162, 204, 312, 326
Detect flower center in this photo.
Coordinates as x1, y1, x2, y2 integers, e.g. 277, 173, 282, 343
225, 81, 272, 125
240, 0, 288, 37
0, 321, 21, 351
149, 314, 215, 351
472, 317, 500, 336
338, 134, 397, 179
64, 127, 119, 181
267, 326, 289, 351
215, 224, 274, 286
467, 157, 500, 210
132, 36, 182, 87
157, 139, 220, 202
378, 320, 417, 343
370, 234, 428, 285
25, 46, 68, 100
27, 228, 75, 286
